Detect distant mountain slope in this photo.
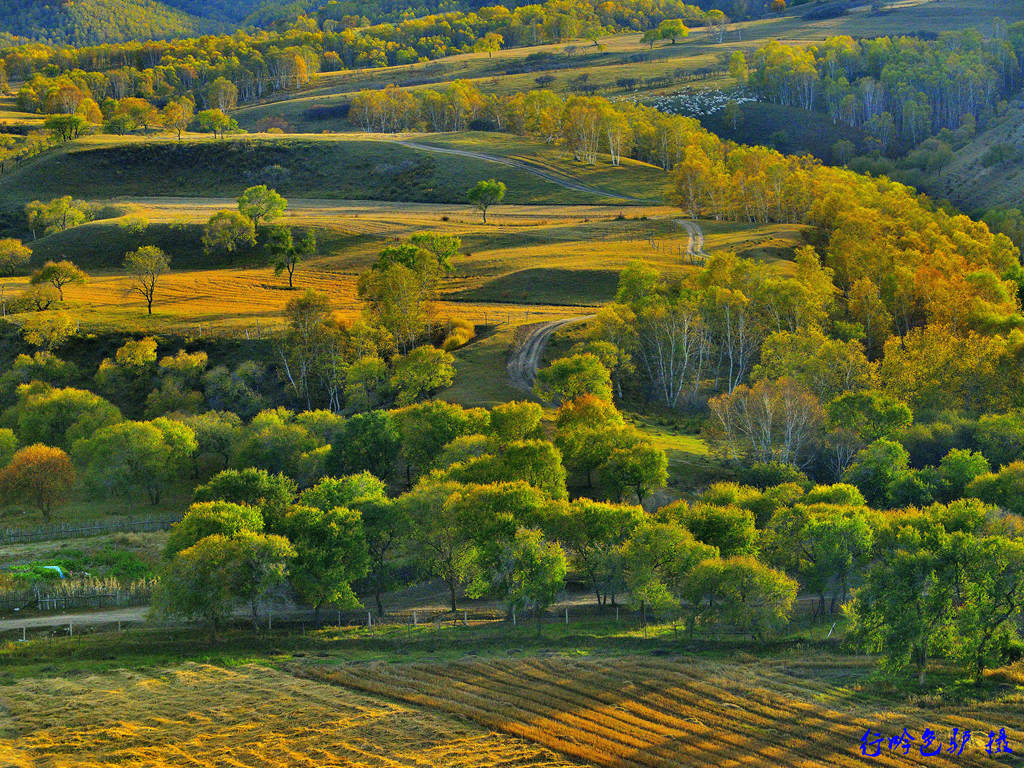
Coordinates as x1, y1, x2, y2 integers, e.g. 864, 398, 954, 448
927, 102, 1024, 213
0, 0, 207, 45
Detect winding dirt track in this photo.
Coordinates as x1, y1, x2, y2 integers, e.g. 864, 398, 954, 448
676, 218, 706, 258
396, 140, 645, 202
508, 316, 595, 392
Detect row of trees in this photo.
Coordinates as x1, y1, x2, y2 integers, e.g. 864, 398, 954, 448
744, 28, 1024, 146
2, 0, 733, 116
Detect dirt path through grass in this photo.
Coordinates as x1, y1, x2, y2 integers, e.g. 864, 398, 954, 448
397, 140, 646, 202
508, 316, 594, 392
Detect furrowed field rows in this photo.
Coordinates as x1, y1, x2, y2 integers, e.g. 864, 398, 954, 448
304, 657, 1012, 768
0, 663, 591, 768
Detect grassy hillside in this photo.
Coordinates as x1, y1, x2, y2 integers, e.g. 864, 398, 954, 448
0, 135, 607, 214
0, 0, 206, 44
236, 0, 1024, 135
926, 102, 1024, 213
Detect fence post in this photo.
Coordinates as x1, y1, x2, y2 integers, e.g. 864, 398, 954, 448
463, 609, 468, 626
512, 608, 516, 626
367, 611, 372, 629
21, 626, 26, 642
565, 607, 569, 626
68, 623, 73, 637
413, 610, 418, 626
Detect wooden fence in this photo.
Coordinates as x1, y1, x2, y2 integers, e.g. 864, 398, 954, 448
0, 515, 180, 545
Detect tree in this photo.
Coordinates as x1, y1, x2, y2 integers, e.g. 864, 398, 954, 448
401, 480, 482, 611
10, 383, 121, 449
30, 260, 86, 301
762, 502, 873, 615
0, 429, 16, 468
271, 227, 315, 289
193, 468, 296, 528
728, 51, 748, 83
238, 185, 287, 228
0, 238, 31, 276
547, 498, 644, 606
847, 523, 957, 685
0, 444, 75, 522
708, 378, 823, 469
535, 353, 613, 404
124, 246, 170, 315
664, 501, 756, 558
161, 97, 194, 140
656, 19, 689, 44
966, 462, 1024, 516
73, 419, 196, 506
682, 556, 798, 641
392, 400, 486, 482
621, 521, 717, 624
598, 443, 668, 505
281, 504, 368, 620
203, 210, 256, 255
489, 401, 543, 443
357, 262, 432, 353
44, 114, 88, 142
196, 108, 236, 137
328, 411, 400, 480
494, 528, 567, 635
21, 311, 76, 351
155, 534, 238, 643
165, 500, 264, 558
228, 530, 295, 628
467, 179, 506, 223
359, 496, 411, 616
953, 536, 1024, 681
842, 439, 910, 508
390, 346, 456, 405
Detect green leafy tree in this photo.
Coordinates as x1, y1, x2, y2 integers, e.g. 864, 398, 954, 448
193, 468, 296, 530
124, 246, 170, 315
30, 260, 86, 301
494, 528, 567, 635
228, 530, 295, 628
9, 383, 121, 449
598, 443, 668, 505
400, 480, 482, 611
547, 498, 644, 606
327, 410, 400, 480
847, 523, 958, 685
656, 18, 689, 44
842, 439, 910, 508
73, 418, 196, 506
390, 345, 456, 406
663, 501, 757, 558
281, 504, 368, 620
270, 227, 315, 289
359, 496, 411, 616
621, 520, 717, 624
155, 534, 238, 643
203, 210, 256, 255
238, 185, 287, 228
467, 179, 506, 223
164, 500, 264, 558
535, 353, 613, 404
762, 502, 873, 615
682, 556, 798, 641
0, 238, 32, 276
489, 401, 543, 443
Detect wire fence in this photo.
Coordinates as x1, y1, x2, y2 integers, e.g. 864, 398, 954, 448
0, 515, 180, 546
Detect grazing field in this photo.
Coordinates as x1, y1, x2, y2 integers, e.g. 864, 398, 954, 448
0, 662, 588, 768
309, 655, 1022, 768
234, 0, 1024, 134
0, 134, 609, 208
0, 190, 797, 336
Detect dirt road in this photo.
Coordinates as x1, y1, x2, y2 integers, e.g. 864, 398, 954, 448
397, 140, 645, 202
0, 606, 148, 632
508, 316, 594, 392
676, 219, 706, 259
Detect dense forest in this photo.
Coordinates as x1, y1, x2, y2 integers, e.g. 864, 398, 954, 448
0, 0, 206, 45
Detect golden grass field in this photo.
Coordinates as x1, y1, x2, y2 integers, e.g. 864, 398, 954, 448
0, 662, 589, 768
5, 653, 1024, 768
308, 655, 1024, 768
1, 194, 799, 336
